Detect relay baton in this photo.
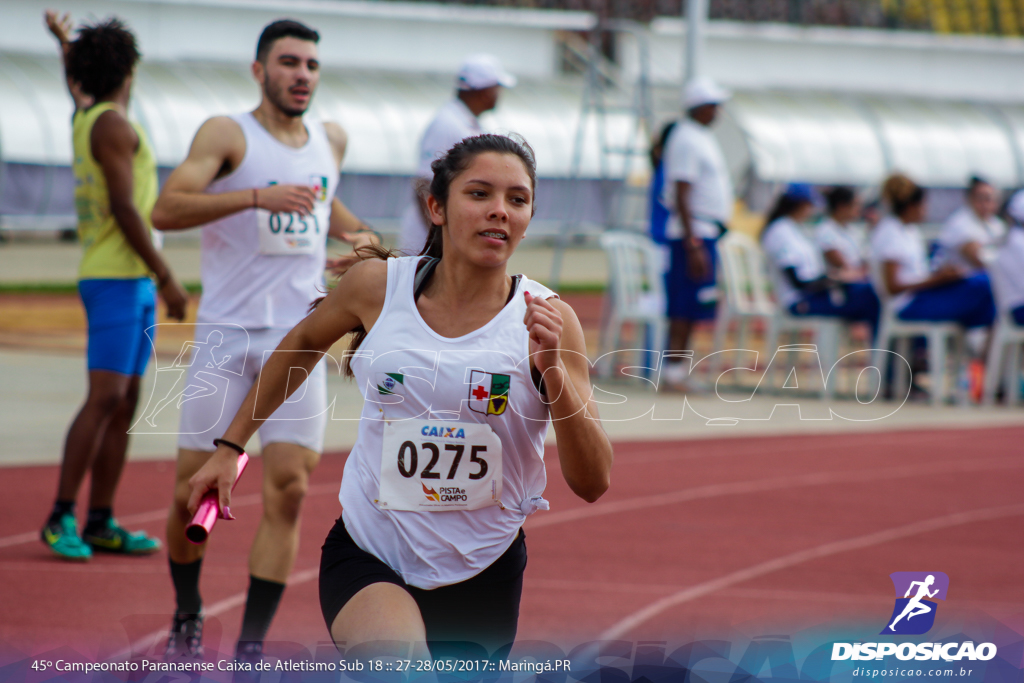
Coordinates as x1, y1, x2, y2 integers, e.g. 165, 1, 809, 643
185, 452, 249, 544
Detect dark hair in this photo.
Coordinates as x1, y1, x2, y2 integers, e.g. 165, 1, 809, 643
762, 193, 812, 237
967, 175, 991, 196
824, 186, 856, 214
66, 18, 140, 100
882, 173, 926, 218
650, 120, 677, 168
323, 133, 537, 377
256, 19, 320, 63
419, 133, 537, 260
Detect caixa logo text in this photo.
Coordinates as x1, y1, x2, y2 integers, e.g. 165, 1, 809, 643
831, 642, 997, 661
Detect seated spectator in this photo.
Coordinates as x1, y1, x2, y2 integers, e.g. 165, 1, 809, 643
994, 190, 1024, 326
761, 184, 880, 337
936, 176, 1004, 274
870, 174, 995, 330
815, 186, 867, 279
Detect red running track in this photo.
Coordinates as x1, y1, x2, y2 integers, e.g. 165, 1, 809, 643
1, 426, 1022, 661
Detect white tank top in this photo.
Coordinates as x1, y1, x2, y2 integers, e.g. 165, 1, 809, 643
196, 113, 339, 329
341, 256, 555, 589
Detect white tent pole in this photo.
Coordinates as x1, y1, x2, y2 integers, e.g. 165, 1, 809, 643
684, 0, 708, 84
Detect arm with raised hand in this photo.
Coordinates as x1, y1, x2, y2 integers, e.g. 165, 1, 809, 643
524, 293, 613, 503
44, 10, 92, 111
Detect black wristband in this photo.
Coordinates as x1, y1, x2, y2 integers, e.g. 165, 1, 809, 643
213, 438, 246, 455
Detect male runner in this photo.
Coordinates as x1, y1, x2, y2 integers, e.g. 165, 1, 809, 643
150, 18, 377, 662
41, 10, 188, 561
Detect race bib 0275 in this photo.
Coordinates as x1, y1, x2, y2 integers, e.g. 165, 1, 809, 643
377, 420, 503, 512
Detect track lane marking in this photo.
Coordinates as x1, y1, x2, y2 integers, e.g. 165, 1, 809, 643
598, 503, 1024, 640
527, 454, 1024, 529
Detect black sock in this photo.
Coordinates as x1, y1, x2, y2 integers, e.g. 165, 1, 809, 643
47, 500, 76, 527
238, 576, 286, 645
170, 558, 204, 616
84, 507, 112, 534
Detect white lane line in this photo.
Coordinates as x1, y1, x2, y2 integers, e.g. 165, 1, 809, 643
528, 580, 1024, 611
527, 455, 1024, 530
111, 567, 320, 662
598, 503, 1024, 640
0, 483, 340, 550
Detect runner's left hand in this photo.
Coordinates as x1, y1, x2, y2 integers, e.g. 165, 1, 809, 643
327, 232, 378, 277
524, 291, 563, 376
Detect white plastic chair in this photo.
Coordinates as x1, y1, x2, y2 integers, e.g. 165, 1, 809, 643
868, 259, 966, 406
712, 231, 841, 398
597, 231, 668, 380
983, 258, 1024, 405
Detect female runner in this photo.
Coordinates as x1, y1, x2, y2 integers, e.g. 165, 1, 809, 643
186, 134, 613, 659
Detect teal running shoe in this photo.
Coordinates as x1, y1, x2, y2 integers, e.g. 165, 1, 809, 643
41, 513, 92, 561
83, 518, 162, 555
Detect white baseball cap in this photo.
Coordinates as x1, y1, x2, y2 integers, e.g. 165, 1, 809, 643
682, 77, 729, 110
456, 54, 517, 91
1007, 189, 1024, 225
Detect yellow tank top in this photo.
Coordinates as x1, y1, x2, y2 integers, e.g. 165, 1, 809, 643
73, 102, 158, 280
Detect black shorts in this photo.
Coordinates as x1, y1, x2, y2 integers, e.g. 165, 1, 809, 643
319, 516, 527, 658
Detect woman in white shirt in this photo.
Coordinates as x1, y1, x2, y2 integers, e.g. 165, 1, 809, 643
936, 176, 1004, 275
815, 186, 867, 279
870, 174, 994, 329
995, 190, 1024, 326
184, 134, 614, 661
761, 184, 880, 337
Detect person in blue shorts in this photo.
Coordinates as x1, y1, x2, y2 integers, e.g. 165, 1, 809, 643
870, 174, 995, 332
661, 78, 733, 390
761, 184, 880, 338
994, 190, 1024, 326
40, 11, 188, 561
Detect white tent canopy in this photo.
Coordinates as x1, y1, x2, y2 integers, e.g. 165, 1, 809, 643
712, 89, 1024, 189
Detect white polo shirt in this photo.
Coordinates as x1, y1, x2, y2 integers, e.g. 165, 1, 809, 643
994, 227, 1024, 311
937, 205, 1005, 275
869, 216, 930, 311
761, 217, 826, 307
661, 118, 733, 240
398, 99, 482, 253
815, 216, 864, 270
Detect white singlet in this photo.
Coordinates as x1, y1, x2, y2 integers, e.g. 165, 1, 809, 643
196, 113, 340, 329
341, 256, 555, 589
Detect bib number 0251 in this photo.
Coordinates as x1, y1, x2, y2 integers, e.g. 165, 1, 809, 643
378, 421, 502, 512
267, 212, 319, 235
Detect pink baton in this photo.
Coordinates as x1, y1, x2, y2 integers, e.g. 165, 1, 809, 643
185, 453, 249, 544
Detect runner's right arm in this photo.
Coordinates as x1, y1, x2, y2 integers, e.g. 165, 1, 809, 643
185, 258, 388, 513
151, 117, 318, 231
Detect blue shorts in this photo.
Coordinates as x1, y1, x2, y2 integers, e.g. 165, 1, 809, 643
1013, 305, 1024, 327
898, 273, 995, 329
665, 237, 718, 321
79, 278, 156, 376
790, 283, 881, 340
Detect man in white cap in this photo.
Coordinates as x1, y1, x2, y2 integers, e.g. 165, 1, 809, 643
397, 54, 517, 253
660, 76, 733, 391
